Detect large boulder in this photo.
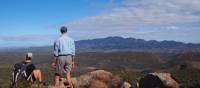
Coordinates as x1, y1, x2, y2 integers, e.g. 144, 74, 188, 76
48, 70, 131, 88
73, 70, 131, 88
139, 72, 179, 88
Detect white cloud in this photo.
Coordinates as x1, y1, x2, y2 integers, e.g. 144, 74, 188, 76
166, 26, 179, 30
64, 0, 200, 43
0, 34, 57, 47
0, 34, 56, 41
68, 0, 200, 28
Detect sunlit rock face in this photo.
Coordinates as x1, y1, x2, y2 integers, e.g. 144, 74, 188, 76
48, 70, 131, 88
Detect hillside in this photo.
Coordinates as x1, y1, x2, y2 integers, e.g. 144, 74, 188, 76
0, 50, 200, 87
0, 37, 200, 87
76, 36, 200, 50
1, 36, 200, 53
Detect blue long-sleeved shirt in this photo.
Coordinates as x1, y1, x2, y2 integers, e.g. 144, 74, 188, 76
54, 34, 75, 56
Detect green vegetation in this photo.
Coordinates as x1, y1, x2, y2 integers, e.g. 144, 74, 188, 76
0, 51, 200, 88
173, 68, 200, 88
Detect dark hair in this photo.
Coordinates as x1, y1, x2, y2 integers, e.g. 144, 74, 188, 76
25, 55, 32, 60
60, 26, 68, 34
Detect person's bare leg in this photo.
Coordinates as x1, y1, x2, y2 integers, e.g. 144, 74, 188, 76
33, 69, 43, 87
33, 69, 42, 82
66, 72, 73, 88
54, 74, 60, 86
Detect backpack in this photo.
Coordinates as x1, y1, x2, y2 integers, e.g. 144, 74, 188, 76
10, 62, 34, 87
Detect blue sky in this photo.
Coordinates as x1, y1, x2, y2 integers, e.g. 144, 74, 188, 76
0, 0, 200, 47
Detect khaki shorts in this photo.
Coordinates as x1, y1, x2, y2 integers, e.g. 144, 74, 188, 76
56, 55, 72, 75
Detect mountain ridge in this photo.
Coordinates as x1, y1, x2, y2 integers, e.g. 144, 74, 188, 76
76, 36, 200, 50
1, 36, 200, 52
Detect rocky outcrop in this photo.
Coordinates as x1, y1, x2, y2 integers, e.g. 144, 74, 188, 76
48, 70, 131, 88
139, 72, 179, 88
73, 70, 131, 88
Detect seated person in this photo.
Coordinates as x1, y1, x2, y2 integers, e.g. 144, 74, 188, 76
10, 53, 43, 87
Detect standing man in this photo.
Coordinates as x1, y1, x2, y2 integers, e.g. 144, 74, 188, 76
52, 26, 75, 88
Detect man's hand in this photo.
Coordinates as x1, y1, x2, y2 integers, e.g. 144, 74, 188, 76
51, 62, 56, 69
72, 61, 75, 68
51, 55, 57, 69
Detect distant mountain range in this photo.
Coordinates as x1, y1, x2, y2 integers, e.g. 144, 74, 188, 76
76, 36, 200, 50
1, 36, 200, 52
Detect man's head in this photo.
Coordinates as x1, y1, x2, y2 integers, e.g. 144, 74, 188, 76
25, 52, 33, 62
60, 26, 68, 34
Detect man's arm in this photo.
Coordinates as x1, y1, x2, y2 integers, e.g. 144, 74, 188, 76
71, 40, 75, 68
52, 41, 59, 68
71, 39, 75, 56
72, 55, 75, 68
51, 55, 57, 68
